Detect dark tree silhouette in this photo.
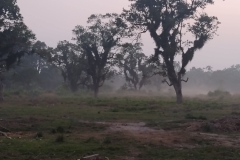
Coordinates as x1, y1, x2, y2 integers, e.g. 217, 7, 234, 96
0, 0, 35, 101
73, 13, 129, 97
52, 40, 90, 92
122, 0, 220, 103
117, 43, 155, 90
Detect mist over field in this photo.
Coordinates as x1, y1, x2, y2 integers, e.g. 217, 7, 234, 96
1, 0, 240, 160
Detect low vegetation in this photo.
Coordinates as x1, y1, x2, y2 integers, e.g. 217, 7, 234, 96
1, 92, 240, 159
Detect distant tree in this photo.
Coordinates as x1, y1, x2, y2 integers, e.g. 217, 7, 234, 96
73, 13, 129, 97
117, 43, 155, 90
0, 0, 35, 101
52, 40, 90, 92
122, 0, 220, 103
3, 53, 62, 91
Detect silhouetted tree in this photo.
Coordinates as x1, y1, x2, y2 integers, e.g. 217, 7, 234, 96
117, 43, 155, 90
52, 40, 90, 92
73, 13, 129, 97
122, 0, 220, 103
0, 0, 35, 101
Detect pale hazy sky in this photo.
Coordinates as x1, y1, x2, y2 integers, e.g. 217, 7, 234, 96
17, 0, 240, 70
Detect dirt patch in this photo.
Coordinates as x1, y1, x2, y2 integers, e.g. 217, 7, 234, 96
0, 117, 50, 132
78, 121, 163, 133
79, 120, 240, 148
186, 116, 240, 133
208, 116, 240, 132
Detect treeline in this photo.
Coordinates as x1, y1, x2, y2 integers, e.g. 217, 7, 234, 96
0, 0, 224, 103
184, 65, 240, 94
3, 53, 240, 96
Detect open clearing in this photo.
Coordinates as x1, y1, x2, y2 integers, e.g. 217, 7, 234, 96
1, 94, 240, 159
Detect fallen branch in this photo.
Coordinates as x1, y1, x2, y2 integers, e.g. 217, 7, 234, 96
83, 154, 99, 159
0, 131, 12, 139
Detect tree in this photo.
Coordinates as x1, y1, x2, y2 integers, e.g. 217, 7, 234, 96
117, 43, 154, 90
0, 0, 35, 101
52, 40, 90, 92
73, 13, 129, 97
122, 0, 220, 103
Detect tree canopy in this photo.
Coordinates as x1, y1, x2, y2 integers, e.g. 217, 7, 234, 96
73, 13, 130, 97
0, 0, 35, 69
122, 0, 220, 103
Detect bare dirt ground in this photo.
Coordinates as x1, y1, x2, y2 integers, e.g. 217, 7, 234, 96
79, 116, 240, 150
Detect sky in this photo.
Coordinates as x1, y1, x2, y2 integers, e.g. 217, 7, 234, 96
17, 0, 240, 70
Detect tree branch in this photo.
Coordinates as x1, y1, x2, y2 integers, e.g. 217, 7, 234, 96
181, 78, 189, 83
162, 79, 173, 86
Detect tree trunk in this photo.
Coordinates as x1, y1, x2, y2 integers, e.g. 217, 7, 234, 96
94, 86, 99, 98
173, 82, 183, 104
70, 82, 78, 93
168, 71, 183, 104
0, 81, 3, 102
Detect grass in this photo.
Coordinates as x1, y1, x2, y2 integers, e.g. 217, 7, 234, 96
0, 94, 240, 159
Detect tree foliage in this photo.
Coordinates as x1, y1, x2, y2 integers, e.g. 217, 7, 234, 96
122, 0, 220, 103
0, 0, 35, 69
117, 43, 155, 90
51, 40, 90, 92
73, 13, 129, 97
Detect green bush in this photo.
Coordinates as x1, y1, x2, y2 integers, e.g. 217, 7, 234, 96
55, 135, 64, 143
207, 90, 231, 97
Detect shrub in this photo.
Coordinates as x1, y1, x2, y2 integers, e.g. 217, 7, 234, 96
56, 126, 65, 133
55, 135, 64, 142
207, 90, 231, 97
35, 132, 43, 138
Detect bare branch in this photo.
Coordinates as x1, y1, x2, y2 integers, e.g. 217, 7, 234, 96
181, 78, 189, 83
162, 79, 173, 86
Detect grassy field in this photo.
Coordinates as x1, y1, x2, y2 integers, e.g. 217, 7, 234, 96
1, 93, 240, 159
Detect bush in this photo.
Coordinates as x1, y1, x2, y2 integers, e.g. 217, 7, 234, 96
35, 132, 43, 138
56, 126, 65, 133
207, 90, 231, 97
55, 135, 64, 142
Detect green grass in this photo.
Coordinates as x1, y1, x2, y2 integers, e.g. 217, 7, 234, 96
1, 95, 240, 159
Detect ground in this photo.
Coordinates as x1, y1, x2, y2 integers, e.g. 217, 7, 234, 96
1, 93, 240, 159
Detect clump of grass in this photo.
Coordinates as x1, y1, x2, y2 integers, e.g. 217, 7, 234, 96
35, 132, 43, 138
185, 114, 207, 120
56, 126, 65, 133
50, 129, 57, 134
110, 108, 119, 112
103, 136, 111, 144
202, 123, 212, 132
55, 135, 64, 143
84, 137, 96, 143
